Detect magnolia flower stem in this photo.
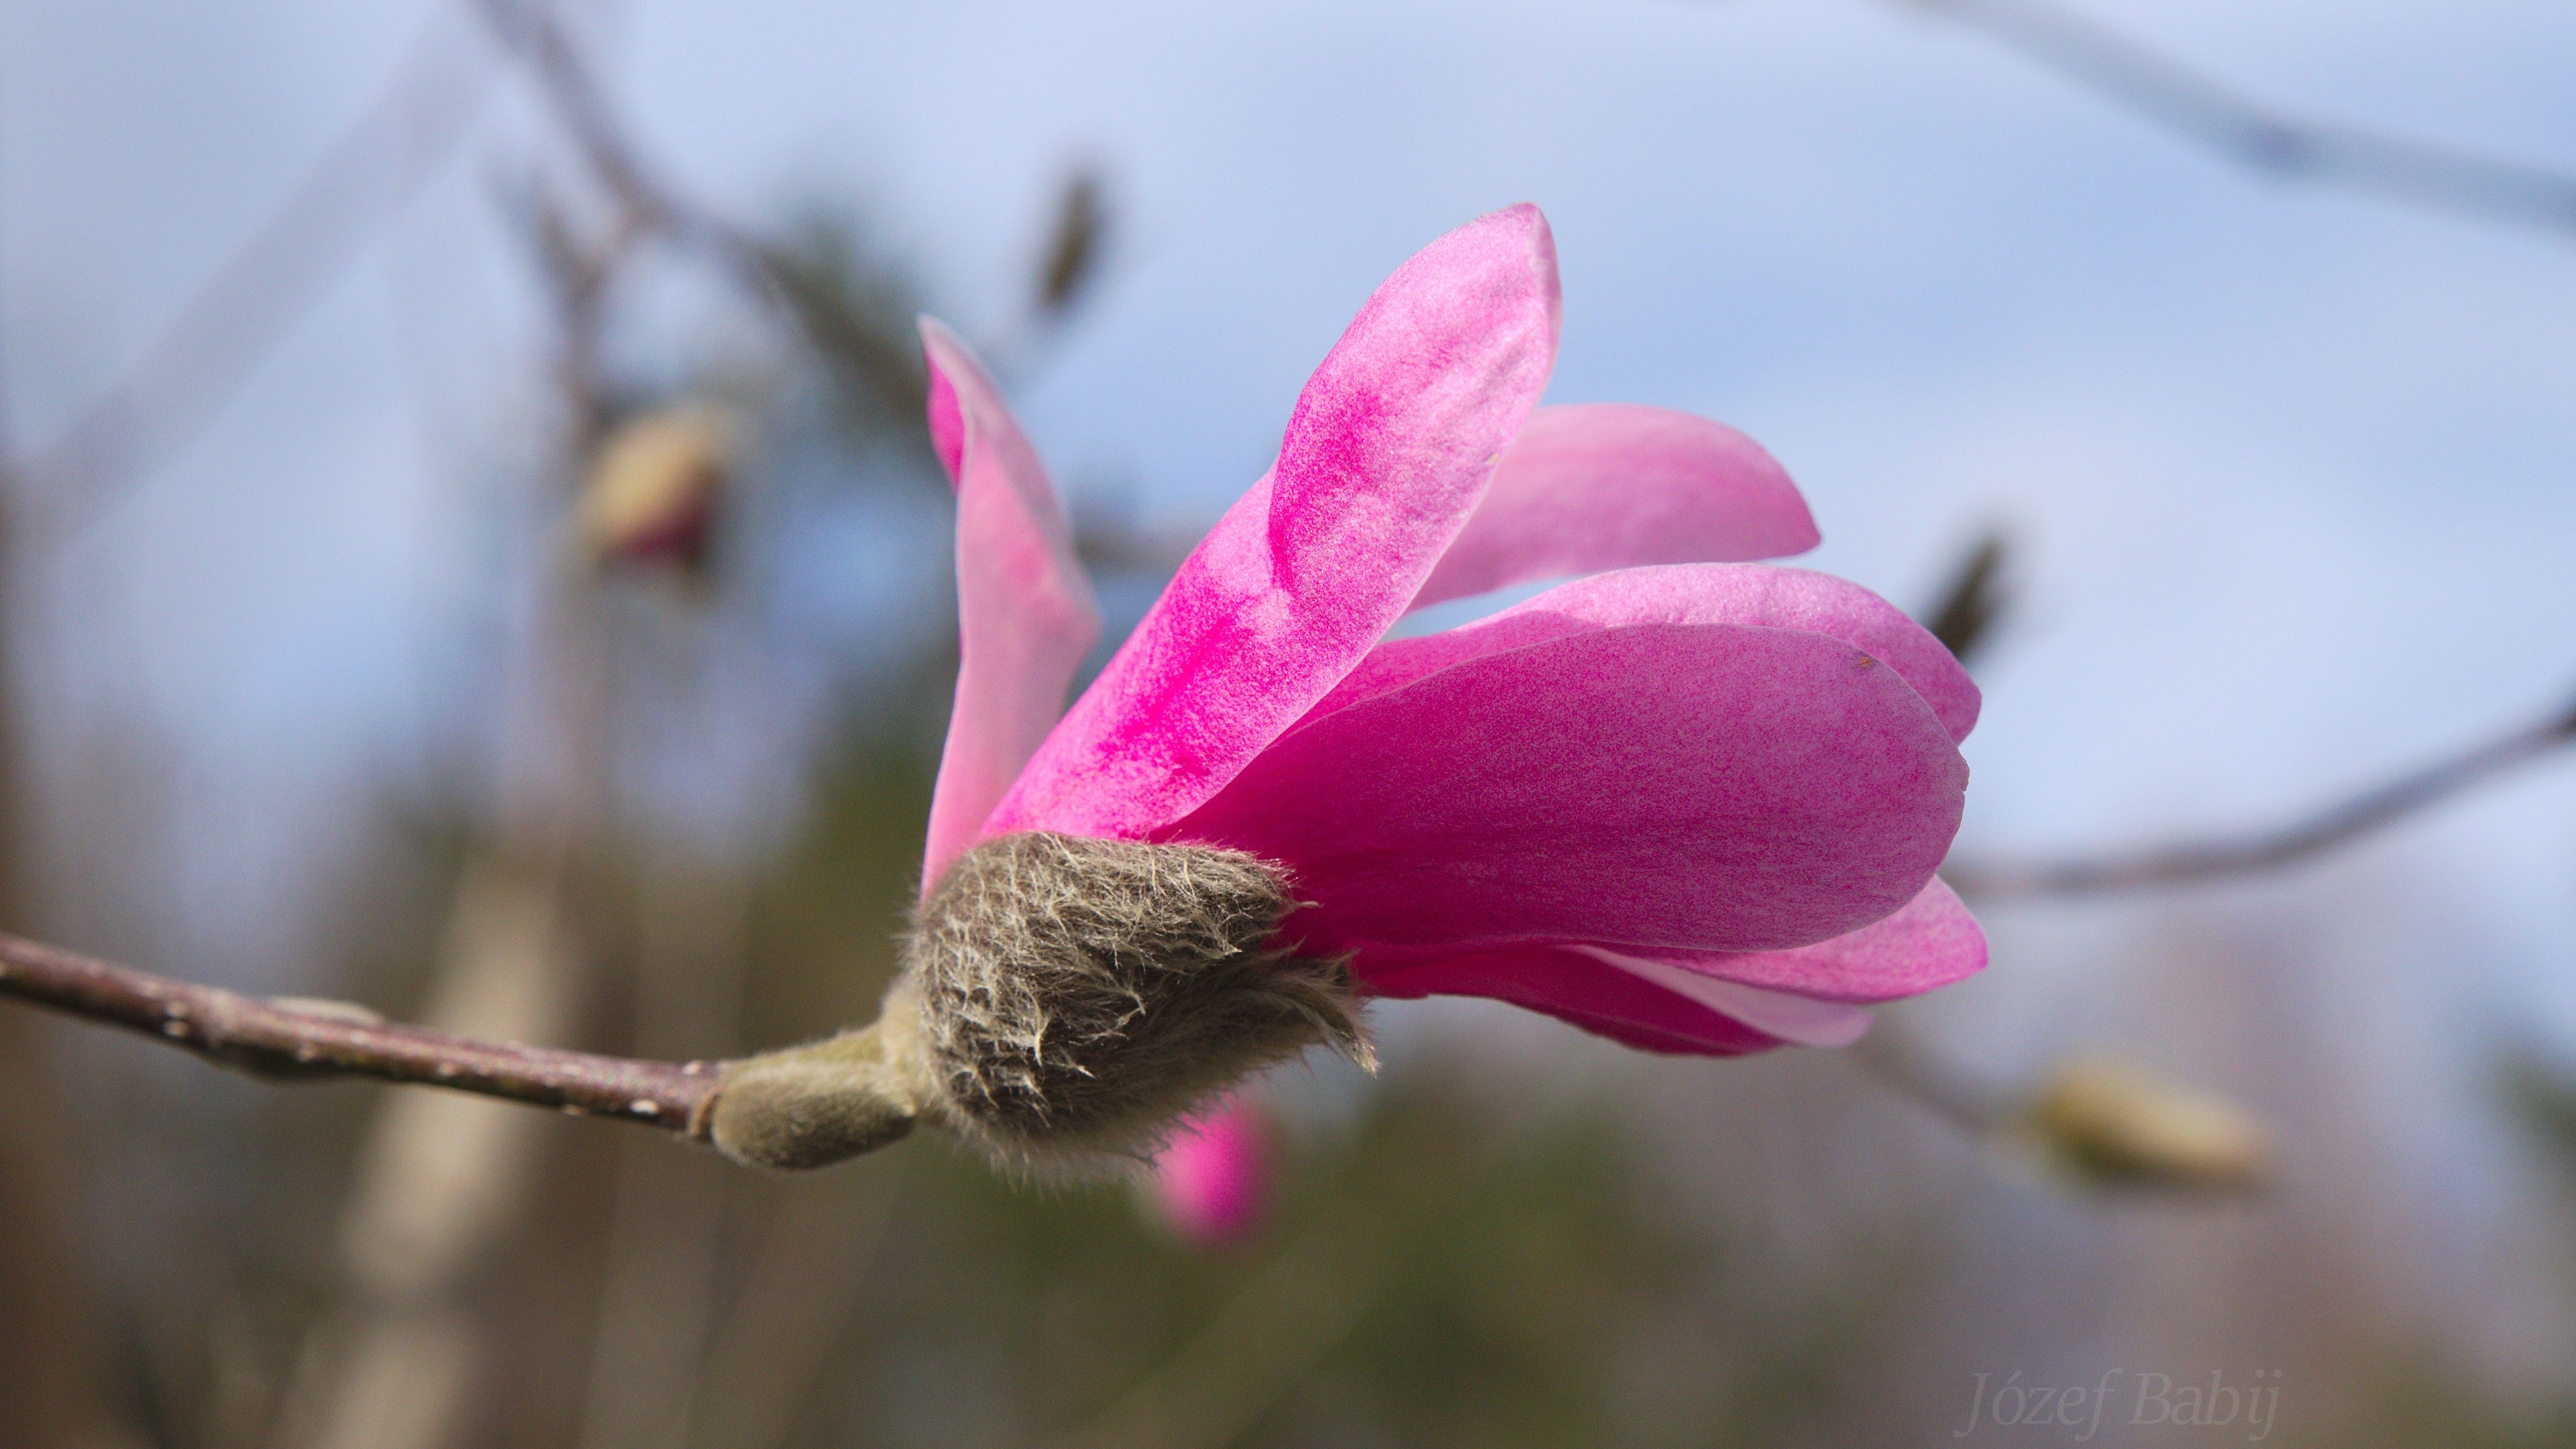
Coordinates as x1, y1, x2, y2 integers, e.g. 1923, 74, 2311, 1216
0, 930, 721, 1137
1947, 691, 2576, 898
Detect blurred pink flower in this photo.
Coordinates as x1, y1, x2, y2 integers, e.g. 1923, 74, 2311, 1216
1150, 1094, 1273, 1244
914, 201, 1983, 1068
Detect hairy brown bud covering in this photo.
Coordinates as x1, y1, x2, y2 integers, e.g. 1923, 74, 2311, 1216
698, 833, 1368, 1173
902, 833, 1368, 1169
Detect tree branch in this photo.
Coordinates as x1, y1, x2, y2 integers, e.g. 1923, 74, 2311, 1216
1945, 690, 2576, 898
474, 0, 926, 422
1898, 0, 2576, 239
0, 930, 721, 1136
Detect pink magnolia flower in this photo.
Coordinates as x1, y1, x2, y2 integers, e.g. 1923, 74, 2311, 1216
701, 202, 1984, 1177
1149, 1093, 1273, 1244
917, 202, 1982, 1069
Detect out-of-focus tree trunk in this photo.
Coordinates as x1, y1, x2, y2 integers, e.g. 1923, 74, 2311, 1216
0, 1016, 137, 1449
270, 198, 625, 1445
0, 494, 138, 1445
269, 849, 588, 1449
570, 855, 748, 1449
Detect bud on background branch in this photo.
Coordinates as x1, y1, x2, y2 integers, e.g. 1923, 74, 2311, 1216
2020, 1057, 2269, 1193
579, 405, 737, 572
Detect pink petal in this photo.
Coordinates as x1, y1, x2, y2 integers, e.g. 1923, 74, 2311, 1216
1313, 563, 1978, 745
1353, 881, 1978, 1054
1411, 403, 1817, 610
1364, 946, 1788, 1057
1172, 621, 1968, 957
917, 319, 1102, 894
986, 205, 1563, 841
1149, 1093, 1272, 1245
1571, 948, 1874, 1046
1648, 877, 1987, 1004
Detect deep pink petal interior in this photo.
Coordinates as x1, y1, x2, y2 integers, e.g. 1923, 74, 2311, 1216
1174, 621, 1968, 957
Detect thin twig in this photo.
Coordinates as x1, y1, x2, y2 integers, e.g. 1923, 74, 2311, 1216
1946, 690, 2576, 898
1851, 1015, 2013, 1133
0, 931, 722, 1134
1896, 0, 2576, 239
24, 11, 496, 541
475, 0, 924, 420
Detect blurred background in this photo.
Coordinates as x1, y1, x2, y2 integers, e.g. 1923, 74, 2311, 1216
3, 0, 2576, 1444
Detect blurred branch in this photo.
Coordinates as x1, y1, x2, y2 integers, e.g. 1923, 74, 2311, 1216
1852, 1016, 2013, 1133
0, 929, 721, 1134
1856, 1023, 2271, 1193
974, 164, 1118, 381
1896, 0, 2576, 239
508, 180, 643, 458
475, 0, 926, 423
23, 11, 495, 541
1946, 687, 2576, 898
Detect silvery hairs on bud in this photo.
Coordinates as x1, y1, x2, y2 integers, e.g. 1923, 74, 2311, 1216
908, 832, 1370, 1167
706, 833, 1370, 1174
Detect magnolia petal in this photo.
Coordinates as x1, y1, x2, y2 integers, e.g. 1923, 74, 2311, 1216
1572, 947, 1874, 1046
987, 204, 1562, 840
1352, 879, 1978, 1057
1174, 621, 1967, 956
1362, 946, 1787, 1057
1316, 563, 1978, 745
1650, 877, 1987, 1004
1411, 403, 1817, 610
1149, 1093, 1271, 1246
917, 319, 1102, 894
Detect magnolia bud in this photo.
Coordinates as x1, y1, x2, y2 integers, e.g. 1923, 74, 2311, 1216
2023, 1058, 2268, 1193
700, 833, 1368, 1175
1035, 170, 1108, 314
579, 406, 735, 570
